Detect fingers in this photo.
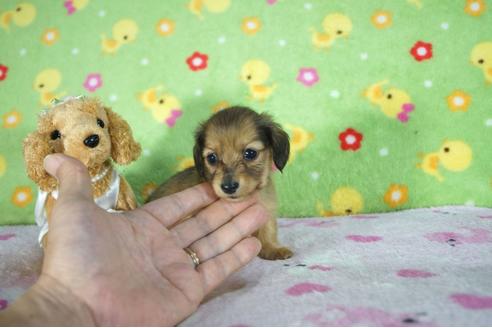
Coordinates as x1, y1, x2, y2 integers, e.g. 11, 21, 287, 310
198, 237, 261, 295
170, 195, 260, 248
140, 183, 218, 227
187, 204, 268, 262
43, 154, 93, 202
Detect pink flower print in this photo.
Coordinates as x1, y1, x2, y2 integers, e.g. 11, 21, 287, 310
0, 233, 15, 241
297, 68, 319, 87
165, 109, 182, 127
286, 282, 331, 296
64, 0, 76, 14
83, 73, 103, 92
397, 269, 436, 278
397, 103, 415, 123
451, 294, 492, 310
266, 0, 278, 4
346, 235, 382, 243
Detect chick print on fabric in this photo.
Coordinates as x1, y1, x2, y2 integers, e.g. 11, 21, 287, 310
0, 0, 491, 224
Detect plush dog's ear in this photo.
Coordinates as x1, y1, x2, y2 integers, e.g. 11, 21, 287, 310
260, 114, 290, 172
23, 131, 57, 192
193, 124, 206, 178
105, 107, 141, 165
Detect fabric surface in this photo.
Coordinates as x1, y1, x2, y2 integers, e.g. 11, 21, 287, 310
1, 1, 492, 224
1, 206, 492, 326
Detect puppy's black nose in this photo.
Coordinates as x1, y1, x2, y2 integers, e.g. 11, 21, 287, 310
221, 181, 239, 194
84, 134, 100, 148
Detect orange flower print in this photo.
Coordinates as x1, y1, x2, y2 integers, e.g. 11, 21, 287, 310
384, 184, 408, 208
41, 28, 60, 46
241, 17, 261, 35
141, 182, 157, 200
156, 19, 175, 36
212, 101, 230, 113
11, 186, 33, 208
371, 11, 392, 29
465, 0, 486, 16
2, 111, 22, 128
447, 90, 471, 112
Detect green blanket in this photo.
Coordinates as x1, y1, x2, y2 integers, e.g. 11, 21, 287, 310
1, 0, 491, 224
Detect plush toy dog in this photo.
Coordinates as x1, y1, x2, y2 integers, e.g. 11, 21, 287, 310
148, 106, 293, 260
23, 96, 141, 247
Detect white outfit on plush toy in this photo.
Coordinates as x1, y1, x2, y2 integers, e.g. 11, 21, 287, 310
34, 167, 120, 247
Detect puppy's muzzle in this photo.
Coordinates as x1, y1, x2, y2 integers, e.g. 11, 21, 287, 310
84, 134, 100, 148
221, 180, 239, 194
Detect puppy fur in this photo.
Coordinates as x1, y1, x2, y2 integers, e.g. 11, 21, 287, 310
23, 97, 141, 247
148, 106, 293, 260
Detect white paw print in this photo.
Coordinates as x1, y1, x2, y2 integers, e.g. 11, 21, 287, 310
379, 148, 389, 157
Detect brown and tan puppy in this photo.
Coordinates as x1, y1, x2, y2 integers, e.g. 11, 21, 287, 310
148, 106, 293, 260
23, 96, 141, 247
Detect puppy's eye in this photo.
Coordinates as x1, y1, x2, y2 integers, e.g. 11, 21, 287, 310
206, 153, 217, 165
243, 149, 257, 161
97, 118, 105, 128
478, 59, 484, 64
387, 94, 392, 99
50, 130, 61, 140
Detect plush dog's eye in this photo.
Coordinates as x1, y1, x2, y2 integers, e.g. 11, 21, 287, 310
97, 118, 105, 128
243, 149, 258, 161
206, 153, 218, 165
50, 130, 61, 140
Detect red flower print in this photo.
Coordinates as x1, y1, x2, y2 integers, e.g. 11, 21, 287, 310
410, 41, 433, 61
0, 65, 8, 81
186, 51, 208, 71
339, 128, 363, 151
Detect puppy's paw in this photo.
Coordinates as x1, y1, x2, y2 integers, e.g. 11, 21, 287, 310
259, 246, 293, 261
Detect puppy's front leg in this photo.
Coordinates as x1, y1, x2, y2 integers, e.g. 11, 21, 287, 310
116, 176, 138, 210
255, 216, 293, 260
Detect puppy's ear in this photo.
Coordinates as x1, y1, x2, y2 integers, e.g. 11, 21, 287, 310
105, 107, 141, 164
23, 131, 57, 192
260, 114, 290, 172
193, 125, 206, 178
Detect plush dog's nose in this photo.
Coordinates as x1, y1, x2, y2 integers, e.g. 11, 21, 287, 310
221, 181, 239, 194
84, 134, 100, 148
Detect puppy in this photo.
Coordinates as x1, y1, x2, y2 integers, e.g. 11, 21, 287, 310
148, 106, 293, 260
23, 96, 141, 247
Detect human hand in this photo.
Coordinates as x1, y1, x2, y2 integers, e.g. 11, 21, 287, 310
1, 154, 268, 326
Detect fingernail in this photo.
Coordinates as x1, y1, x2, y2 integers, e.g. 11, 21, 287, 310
43, 154, 64, 176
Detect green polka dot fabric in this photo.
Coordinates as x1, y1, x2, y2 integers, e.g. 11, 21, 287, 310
1, 0, 491, 224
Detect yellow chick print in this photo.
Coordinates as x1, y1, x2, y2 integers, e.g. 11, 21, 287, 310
240, 60, 277, 102
407, 0, 423, 9
0, 155, 6, 177
188, 0, 230, 19
1, 3, 36, 31
310, 13, 352, 50
317, 187, 364, 216
470, 42, 492, 84
175, 156, 194, 172
101, 19, 138, 54
139, 86, 183, 127
33, 69, 66, 106
284, 124, 314, 164
417, 140, 473, 182
364, 80, 415, 123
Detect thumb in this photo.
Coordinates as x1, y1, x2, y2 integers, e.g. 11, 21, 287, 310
43, 154, 93, 202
